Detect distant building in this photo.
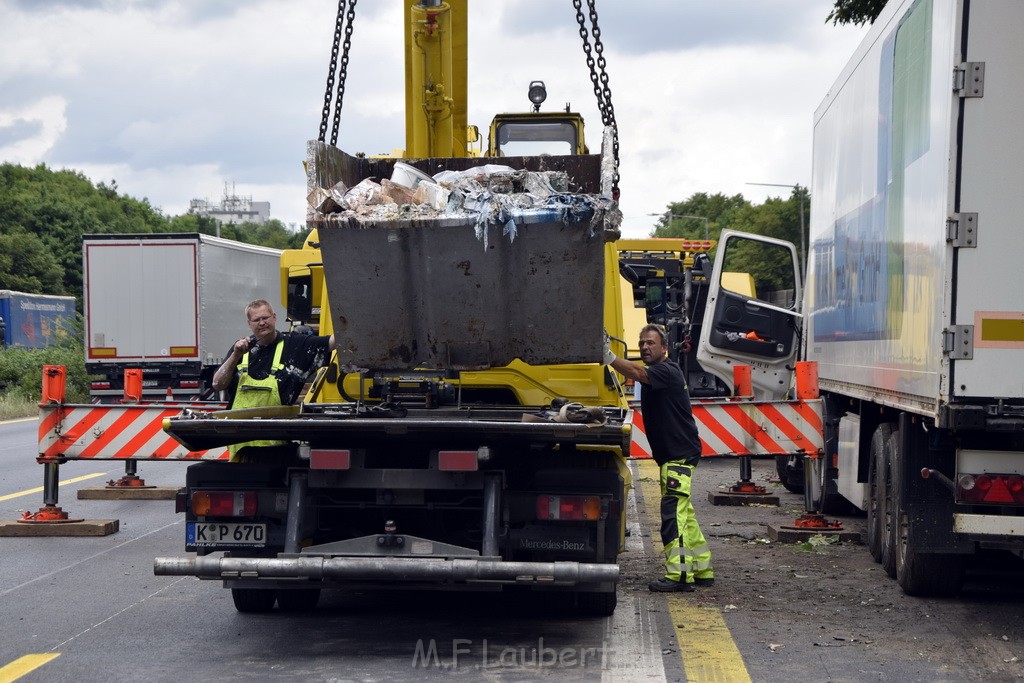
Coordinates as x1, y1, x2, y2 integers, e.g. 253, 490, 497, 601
189, 183, 271, 226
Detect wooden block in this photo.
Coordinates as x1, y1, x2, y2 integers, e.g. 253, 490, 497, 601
77, 487, 181, 500
708, 491, 780, 506
0, 519, 119, 537
767, 524, 861, 544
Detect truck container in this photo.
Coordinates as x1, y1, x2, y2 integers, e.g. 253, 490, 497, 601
83, 233, 284, 401
801, 0, 1024, 595
0, 290, 75, 350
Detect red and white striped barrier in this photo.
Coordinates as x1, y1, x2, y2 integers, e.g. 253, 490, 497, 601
38, 402, 229, 461
629, 398, 823, 459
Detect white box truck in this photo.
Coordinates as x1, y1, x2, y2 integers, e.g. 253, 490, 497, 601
83, 233, 285, 401
631, 0, 1024, 598
801, 0, 1024, 595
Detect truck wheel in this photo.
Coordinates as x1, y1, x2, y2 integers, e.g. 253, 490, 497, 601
879, 430, 899, 578
573, 590, 617, 617
866, 423, 895, 563
276, 588, 321, 612
890, 428, 966, 596
231, 588, 277, 613
775, 455, 803, 494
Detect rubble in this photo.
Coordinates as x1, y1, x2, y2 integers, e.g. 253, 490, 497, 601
307, 162, 621, 249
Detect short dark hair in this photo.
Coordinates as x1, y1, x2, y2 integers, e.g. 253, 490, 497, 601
639, 323, 667, 345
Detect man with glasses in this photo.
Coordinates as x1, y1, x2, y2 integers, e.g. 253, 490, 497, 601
212, 299, 336, 461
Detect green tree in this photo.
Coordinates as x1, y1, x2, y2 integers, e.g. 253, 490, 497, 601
651, 192, 750, 241
827, 0, 888, 26
651, 187, 809, 293
0, 231, 65, 293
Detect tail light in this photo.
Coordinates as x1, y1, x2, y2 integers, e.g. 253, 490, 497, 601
956, 473, 1024, 505
191, 491, 258, 517
536, 495, 602, 521
91, 382, 111, 390
179, 380, 200, 389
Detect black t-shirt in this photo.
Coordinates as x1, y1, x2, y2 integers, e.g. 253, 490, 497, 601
225, 331, 331, 406
638, 359, 703, 466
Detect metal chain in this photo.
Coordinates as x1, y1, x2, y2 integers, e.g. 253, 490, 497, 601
319, 0, 348, 143
329, 0, 357, 147
572, 0, 619, 198
318, 0, 357, 145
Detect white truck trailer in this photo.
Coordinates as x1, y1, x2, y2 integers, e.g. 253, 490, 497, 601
802, 0, 1024, 595
83, 233, 284, 401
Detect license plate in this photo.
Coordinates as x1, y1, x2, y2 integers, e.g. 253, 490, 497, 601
187, 522, 266, 547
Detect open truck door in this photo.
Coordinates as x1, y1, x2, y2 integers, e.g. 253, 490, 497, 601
697, 230, 802, 401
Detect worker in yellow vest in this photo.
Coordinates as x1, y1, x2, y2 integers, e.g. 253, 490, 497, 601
212, 299, 336, 462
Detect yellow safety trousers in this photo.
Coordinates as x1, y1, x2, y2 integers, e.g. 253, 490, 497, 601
660, 460, 713, 584
228, 340, 288, 462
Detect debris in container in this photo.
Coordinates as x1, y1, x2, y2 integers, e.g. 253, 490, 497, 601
308, 162, 621, 249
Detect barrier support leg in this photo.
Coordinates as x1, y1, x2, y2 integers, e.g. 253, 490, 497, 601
106, 460, 152, 488
19, 460, 83, 524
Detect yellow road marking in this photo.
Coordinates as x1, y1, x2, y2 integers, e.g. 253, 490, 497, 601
636, 458, 752, 683
0, 472, 111, 502
0, 654, 60, 683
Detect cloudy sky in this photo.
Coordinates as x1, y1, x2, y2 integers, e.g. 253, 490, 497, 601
0, 0, 867, 237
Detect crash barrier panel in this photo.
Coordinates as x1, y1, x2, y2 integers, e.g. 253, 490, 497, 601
628, 363, 824, 459
38, 366, 229, 461
18, 366, 227, 525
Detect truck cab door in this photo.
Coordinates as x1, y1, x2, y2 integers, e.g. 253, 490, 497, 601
697, 230, 802, 400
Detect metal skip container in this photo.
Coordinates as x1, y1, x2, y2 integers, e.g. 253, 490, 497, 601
318, 208, 616, 371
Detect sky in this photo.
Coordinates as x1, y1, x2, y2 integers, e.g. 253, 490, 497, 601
0, 0, 868, 238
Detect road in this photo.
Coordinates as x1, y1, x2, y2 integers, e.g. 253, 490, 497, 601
3, 416, 1024, 682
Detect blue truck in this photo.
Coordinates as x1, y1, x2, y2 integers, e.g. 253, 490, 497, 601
0, 290, 76, 350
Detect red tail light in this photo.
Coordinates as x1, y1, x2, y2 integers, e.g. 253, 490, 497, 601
956, 473, 1024, 505
536, 495, 602, 521
191, 491, 258, 517
179, 380, 200, 389
438, 450, 478, 471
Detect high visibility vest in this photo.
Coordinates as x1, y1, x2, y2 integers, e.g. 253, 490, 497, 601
228, 339, 288, 461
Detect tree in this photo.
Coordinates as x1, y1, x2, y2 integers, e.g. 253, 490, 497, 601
827, 0, 888, 26
0, 231, 65, 293
652, 192, 749, 242
652, 188, 810, 293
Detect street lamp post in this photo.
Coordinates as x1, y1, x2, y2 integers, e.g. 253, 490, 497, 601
746, 182, 806, 276
648, 212, 710, 240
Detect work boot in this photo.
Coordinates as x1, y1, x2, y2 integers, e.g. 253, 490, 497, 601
693, 577, 715, 587
648, 577, 695, 593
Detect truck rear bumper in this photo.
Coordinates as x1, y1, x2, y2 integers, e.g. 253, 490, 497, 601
953, 513, 1024, 537
154, 555, 619, 586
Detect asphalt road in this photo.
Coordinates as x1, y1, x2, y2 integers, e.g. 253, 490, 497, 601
3, 416, 1024, 682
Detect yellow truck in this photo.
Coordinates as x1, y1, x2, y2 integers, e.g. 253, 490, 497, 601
154, 0, 630, 616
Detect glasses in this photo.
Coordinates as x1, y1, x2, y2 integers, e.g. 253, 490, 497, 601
249, 315, 275, 325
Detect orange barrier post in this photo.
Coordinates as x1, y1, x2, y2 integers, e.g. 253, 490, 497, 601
109, 368, 150, 488
41, 365, 66, 404
733, 365, 752, 399
795, 361, 819, 399
123, 368, 143, 403
22, 366, 83, 523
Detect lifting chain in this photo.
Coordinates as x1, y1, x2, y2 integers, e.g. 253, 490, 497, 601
318, 0, 358, 146
573, 0, 620, 200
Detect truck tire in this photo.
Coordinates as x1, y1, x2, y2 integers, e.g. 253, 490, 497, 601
890, 426, 965, 596
866, 423, 895, 563
879, 430, 899, 578
231, 588, 277, 613
276, 588, 321, 612
775, 455, 804, 494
